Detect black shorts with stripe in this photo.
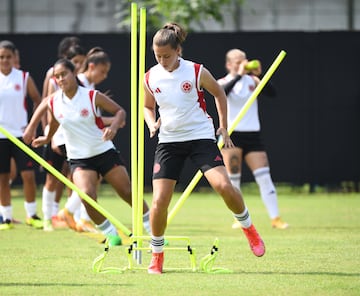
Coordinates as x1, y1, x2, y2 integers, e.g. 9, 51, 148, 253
153, 139, 224, 181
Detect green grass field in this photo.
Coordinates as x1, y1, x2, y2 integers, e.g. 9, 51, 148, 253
0, 184, 359, 296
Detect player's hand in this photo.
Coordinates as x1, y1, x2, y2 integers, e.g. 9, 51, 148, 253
238, 59, 248, 76
31, 136, 50, 148
216, 127, 234, 148
23, 126, 36, 145
102, 127, 116, 141
149, 118, 161, 138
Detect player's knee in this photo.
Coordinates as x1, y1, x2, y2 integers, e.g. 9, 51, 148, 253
20, 170, 35, 183
213, 181, 234, 197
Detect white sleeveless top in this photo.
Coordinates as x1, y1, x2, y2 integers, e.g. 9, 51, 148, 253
0, 68, 28, 138
49, 86, 113, 159
145, 58, 215, 143
218, 74, 260, 132
48, 75, 66, 146
77, 73, 95, 89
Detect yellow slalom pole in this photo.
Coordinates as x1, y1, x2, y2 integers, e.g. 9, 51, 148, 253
130, 2, 138, 237
137, 6, 146, 240
0, 126, 132, 236
167, 50, 287, 225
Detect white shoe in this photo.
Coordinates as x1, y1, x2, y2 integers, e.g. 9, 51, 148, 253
43, 219, 54, 232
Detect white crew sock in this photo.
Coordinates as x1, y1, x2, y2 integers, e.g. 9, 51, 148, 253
52, 201, 60, 217
0, 205, 13, 221
228, 173, 241, 191
96, 219, 118, 236
80, 203, 91, 221
143, 210, 151, 235
74, 208, 80, 223
65, 191, 81, 214
150, 235, 165, 253
253, 167, 279, 219
24, 201, 37, 218
234, 207, 252, 228
42, 188, 56, 220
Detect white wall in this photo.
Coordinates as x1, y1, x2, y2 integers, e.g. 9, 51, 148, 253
0, 0, 359, 33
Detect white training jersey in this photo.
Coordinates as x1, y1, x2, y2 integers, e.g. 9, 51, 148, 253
218, 74, 260, 132
0, 67, 28, 138
145, 58, 215, 143
49, 86, 113, 159
48, 75, 65, 146
77, 73, 95, 89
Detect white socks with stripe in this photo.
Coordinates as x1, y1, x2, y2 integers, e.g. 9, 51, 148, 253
96, 219, 118, 236
151, 235, 165, 253
234, 207, 252, 228
253, 167, 279, 219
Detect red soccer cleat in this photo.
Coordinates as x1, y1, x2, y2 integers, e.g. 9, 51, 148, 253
148, 252, 164, 274
242, 224, 265, 257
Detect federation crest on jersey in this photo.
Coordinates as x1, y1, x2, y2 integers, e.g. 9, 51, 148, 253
14, 84, 21, 91
181, 80, 192, 93
80, 108, 89, 117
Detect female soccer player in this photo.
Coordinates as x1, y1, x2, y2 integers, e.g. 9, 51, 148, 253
218, 49, 288, 230
28, 59, 134, 245
0, 40, 43, 230
143, 23, 265, 274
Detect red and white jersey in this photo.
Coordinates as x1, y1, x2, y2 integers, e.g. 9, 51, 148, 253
49, 86, 113, 159
0, 67, 28, 138
145, 58, 215, 143
218, 74, 260, 132
77, 73, 95, 89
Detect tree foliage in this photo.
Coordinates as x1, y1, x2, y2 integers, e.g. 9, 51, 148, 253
115, 0, 244, 32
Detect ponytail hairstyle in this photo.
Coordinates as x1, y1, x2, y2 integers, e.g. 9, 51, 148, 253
153, 22, 187, 56
80, 46, 110, 72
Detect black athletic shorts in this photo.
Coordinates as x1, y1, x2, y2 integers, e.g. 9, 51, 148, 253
0, 138, 35, 173
69, 148, 125, 177
230, 131, 265, 156
42, 144, 67, 172
153, 139, 224, 181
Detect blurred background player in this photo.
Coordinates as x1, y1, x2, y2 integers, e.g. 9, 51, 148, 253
27, 59, 150, 245
218, 48, 288, 229
0, 40, 43, 230
40, 42, 87, 231
24, 59, 149, 245
42, 37, 87, 231
56, 46, 138, 233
